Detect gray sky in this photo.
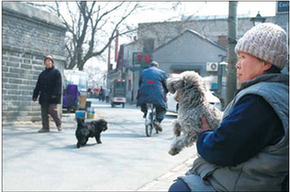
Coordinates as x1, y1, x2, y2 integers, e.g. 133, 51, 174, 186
86, 1, 277, 72
126, 2, 276, 25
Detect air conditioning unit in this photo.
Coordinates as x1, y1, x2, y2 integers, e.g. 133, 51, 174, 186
206, 62, 218, 72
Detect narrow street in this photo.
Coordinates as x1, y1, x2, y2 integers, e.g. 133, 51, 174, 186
3, 99, 197, 191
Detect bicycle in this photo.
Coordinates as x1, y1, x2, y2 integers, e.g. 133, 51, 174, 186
144, 103, 159, 137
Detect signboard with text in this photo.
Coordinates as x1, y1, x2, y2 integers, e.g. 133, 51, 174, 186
277, 1, 289, 13
132, 52, 142, 65
132, 52, 151, 69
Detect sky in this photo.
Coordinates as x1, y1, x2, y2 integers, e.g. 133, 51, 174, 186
125, 2, 276, 25
89, 1, 277, 72
30, 1, 277, 73
202, 2, 276, 16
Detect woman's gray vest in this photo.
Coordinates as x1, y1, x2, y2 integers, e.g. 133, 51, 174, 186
182, 74, 289, 191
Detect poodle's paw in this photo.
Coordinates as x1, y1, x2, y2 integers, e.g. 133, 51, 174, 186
174, 129, 181, 136
169, 148, 180, 156
173, 121, 182, 136
173, 120, 182, 128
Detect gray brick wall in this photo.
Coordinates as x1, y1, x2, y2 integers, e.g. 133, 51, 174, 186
2, 2, 67, 123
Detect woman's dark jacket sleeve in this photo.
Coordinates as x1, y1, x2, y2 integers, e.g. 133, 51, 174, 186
33, 75, 41, 100
197, 94, 284, 166
52, 69, 62, 97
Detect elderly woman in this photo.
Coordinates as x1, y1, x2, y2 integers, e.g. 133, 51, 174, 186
33, 55, 62, 133
169, 23, 288, 191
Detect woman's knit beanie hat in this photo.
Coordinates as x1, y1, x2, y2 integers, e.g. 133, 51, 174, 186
44, 55, 54, 64
235, 23, 287, 69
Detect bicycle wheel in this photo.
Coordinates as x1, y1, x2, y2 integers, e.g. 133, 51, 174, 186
145, 112, 153, 137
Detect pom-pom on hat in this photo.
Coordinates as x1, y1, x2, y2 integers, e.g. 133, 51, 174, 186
235, 23, 287, 69
44, 55, 54, 64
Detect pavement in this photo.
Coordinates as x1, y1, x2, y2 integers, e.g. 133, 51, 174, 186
136, 154, 198, 191
2, 102, 198, 191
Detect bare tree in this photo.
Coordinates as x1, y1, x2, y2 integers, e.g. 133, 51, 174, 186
29, 2, 200, 71
62, 2, 141, 70
31, 2, 139, 70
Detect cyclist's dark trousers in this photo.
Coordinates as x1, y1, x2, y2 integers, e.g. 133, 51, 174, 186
140, 104, 166, 123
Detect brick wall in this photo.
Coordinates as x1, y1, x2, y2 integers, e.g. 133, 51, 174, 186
2, 2, 67, 123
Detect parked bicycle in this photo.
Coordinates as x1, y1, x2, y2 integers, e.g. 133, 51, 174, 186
144, 103, 159, 137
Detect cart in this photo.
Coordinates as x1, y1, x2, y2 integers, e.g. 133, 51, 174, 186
111, 79, 126, 108
63, 84, 80, 112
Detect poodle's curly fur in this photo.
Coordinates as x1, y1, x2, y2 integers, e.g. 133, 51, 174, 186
167, 71, 223, 156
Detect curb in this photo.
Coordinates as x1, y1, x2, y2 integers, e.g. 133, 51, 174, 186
136, 154, 198, 191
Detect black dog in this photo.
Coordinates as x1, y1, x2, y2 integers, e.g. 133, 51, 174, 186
76, 118, 108, 148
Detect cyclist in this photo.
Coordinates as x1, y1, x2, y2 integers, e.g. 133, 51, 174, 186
137, 61, 168, 132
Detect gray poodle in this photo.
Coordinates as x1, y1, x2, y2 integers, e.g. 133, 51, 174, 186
167, 71, 223, 156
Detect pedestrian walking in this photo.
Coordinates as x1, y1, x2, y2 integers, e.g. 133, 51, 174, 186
169, 23, 289, 191
33, 55, 62, 132
105, 88, 110, 103
99, 86, 105, 102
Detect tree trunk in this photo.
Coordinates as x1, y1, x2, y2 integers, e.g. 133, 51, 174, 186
225, 1, 238, 107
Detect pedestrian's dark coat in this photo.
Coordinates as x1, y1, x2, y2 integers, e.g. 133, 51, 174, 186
33, 66, 62, 104
137, 66, 168, 109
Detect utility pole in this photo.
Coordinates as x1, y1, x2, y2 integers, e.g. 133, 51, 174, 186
225, 1, 238, 107
108, 42, 111, 72
115, 30, 119, 62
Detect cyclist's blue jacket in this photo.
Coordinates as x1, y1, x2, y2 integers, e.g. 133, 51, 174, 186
137, 66, 168, 109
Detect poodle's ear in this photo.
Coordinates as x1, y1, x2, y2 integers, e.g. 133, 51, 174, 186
202, 76, 213, 91
166, 74, 183, 94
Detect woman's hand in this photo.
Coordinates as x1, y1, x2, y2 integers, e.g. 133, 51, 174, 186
200, 117, 211, 133
197, 117, 211, 143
